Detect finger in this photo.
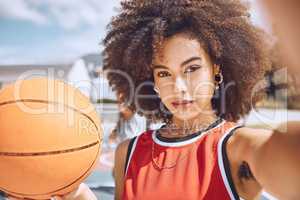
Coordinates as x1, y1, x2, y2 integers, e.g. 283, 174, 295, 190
7, 195, 23, 200
51, 196, 62, 200
51, 188, 78, 200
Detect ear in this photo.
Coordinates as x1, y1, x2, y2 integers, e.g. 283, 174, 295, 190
213, 64, 221, 75
153, 86, 160, 94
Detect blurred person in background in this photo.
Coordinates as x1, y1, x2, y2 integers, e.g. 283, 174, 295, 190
108, 92, 147, 147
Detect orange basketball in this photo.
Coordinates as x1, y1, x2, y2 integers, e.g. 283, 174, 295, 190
0, 78, 103, 199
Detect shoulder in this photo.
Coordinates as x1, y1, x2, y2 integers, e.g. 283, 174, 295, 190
224, 127, 272, 198
226, 127, 273, 162
114, 138, 133, 180
115, 139, 131, 165
115, 130, 153, 163
114, 139, 131, 200
114, 135, 142, 171
225, 126, 274, 186
227, 127, 273, 153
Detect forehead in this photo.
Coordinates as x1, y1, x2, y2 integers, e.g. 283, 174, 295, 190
153, 33, 207, 65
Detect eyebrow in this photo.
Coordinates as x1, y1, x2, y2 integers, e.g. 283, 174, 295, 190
152, 56, 202, 70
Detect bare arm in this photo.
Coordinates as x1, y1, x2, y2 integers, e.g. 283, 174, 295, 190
113, 139, 130, 200
234, 122, 300, 199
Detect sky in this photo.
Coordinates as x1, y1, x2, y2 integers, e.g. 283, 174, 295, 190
0, 0, 269, 65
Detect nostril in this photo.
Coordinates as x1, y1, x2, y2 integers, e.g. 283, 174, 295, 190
174, 77, 188, 92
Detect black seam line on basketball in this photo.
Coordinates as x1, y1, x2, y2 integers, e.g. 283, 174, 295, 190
0, 99, 100, 132
0, 142, 101, 197
0, 141, 100, 156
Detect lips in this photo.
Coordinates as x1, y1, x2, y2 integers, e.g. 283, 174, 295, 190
171, 100, 194, 107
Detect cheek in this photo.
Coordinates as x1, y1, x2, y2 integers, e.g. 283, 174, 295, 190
159, 90, 175, 106
189, 72, 215, 98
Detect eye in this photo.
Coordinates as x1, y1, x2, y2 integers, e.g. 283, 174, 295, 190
184, 65, 201, 73
157, 71, 171, 78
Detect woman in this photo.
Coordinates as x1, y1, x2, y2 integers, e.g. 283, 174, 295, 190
102, 0, 300, 199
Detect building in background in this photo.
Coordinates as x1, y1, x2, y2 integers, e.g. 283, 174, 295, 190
0, 53, 117, 102
0, 64, 72, 87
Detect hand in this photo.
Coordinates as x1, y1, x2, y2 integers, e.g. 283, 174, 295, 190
6, 196, 23, 200
7, 183, 97, 200
52, 183, 97, 200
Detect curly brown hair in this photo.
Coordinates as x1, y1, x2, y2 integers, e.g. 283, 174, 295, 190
102, 0, 271, 123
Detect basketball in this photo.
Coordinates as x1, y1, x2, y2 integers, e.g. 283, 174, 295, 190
0, 78, 103, 199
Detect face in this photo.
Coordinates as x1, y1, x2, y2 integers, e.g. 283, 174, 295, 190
152, 32, 217, 121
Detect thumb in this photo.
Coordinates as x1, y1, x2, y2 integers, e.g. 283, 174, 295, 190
51, 197, 63, 200
51, 185, 81, 200
6, 195, 24, 200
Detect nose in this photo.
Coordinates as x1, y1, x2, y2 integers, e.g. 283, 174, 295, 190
174, 76, 188, 94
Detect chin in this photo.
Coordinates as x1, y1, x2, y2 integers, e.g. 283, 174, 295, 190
173, 111, 201, 121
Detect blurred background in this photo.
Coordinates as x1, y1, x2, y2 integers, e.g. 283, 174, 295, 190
0, 0, 299, 199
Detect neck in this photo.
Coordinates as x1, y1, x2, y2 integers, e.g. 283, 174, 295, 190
158, 112, 219, 139
172, 113, 218, 131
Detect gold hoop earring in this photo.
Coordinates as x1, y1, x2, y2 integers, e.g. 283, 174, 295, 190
215, 73, 223, 89
154, 86, 160, 95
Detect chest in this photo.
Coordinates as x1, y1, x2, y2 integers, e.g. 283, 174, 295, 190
124, 140, 231, 200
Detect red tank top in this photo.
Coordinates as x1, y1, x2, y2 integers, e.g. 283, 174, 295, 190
122, 120, 241, 200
